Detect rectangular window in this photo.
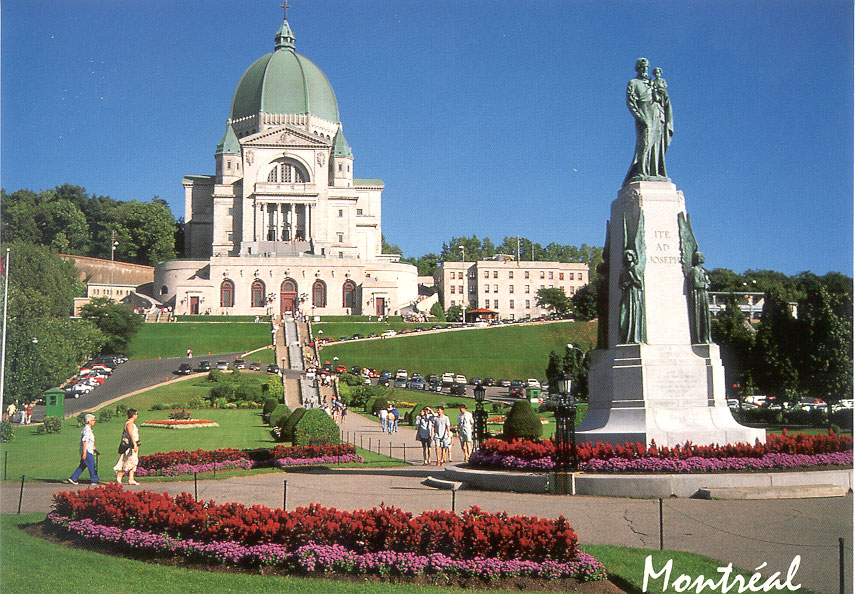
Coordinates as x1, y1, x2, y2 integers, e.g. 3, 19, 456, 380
570, 287, 576, 295
559, 273, 564, 280
484, 271, 489, 279
510, 300, 514, 309
540, 271, 545, 279
509, 285, 514, 294
568, 272, 574, 280
227, 161, 231, 169
493, 300, 499, 308
459, 285, 463, 294
525, 271, 530, 279
493, 271, 498, 278
526, 300, 531, 309
227, 232, 234, 242
337, 233, 344, 242
450, 300, 456, 307
484, 285, 489, 293
228, 208, 234, 216
470, 285, 476, 293
493, 284, 498, 293
549, 271, 554, 279
357, 208, 363, 215
338, 209, 344, 217
450, 286, 456, 294
509, 271, 514, 279
338, 251, 344, 258
338, 163, 342, 171
525, 285, 530, 293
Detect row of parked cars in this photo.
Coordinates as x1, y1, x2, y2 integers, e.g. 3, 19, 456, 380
63, 353, 128, 398
176, 358, 281, 375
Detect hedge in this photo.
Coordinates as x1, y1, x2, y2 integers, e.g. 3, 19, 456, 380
292, 408, 341, 446
280, 407, 307, 442
503, 400, 543, 440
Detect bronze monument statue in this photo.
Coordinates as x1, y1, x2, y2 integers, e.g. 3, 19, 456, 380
623, 58, 674, 185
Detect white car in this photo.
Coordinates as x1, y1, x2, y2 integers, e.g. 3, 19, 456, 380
526, 378, 541, 388
441, 372, 455, 386
382, 330, 397, 338
216, 360, 229, 371
455, 374, 467, 384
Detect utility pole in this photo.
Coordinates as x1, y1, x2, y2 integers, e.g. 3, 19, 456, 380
0, 248, 11, 415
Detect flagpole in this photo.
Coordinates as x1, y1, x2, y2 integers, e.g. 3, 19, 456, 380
0, 247, 10, 416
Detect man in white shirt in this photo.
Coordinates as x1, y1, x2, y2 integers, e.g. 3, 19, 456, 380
68, 413, 99, 485
378, 407, 388, 433
457, 405, 475, 462
431, 407, 452, 465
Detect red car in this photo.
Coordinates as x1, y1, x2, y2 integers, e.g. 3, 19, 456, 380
335, 364, 347, 374
365, 368, 379, 378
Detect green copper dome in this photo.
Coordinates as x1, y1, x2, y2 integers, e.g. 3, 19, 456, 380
229, 21, 340, 124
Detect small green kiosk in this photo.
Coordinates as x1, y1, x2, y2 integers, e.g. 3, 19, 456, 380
44, 388, 65, 419
525, 385, 542, 404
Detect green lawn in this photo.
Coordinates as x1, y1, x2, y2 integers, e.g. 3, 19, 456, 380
317, 321, 596, 381
127, 323, 273, 360
0, 514, 822, 594
313, 321, 457, 341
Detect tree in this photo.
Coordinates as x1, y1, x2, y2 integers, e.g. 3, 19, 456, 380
116, 199, 177, 265
79, 297, 143, 353
381, 234, 402, 255
535, 287, 571, 316
430, 301, 446, 322
3, 241, 84, 319
749, 290, 800, 404
446, 304, 464, 322
545, 351, 562, 394
562, 344, 589, 400
711, 296, 755, 398
502, 400, 543, 440
796, 283, 852, 410
570, 283, 598, 320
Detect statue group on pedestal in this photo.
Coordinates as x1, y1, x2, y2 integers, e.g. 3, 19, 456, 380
624, 58, 674, 186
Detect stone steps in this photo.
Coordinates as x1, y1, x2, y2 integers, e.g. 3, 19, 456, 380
697, 484, 846, 500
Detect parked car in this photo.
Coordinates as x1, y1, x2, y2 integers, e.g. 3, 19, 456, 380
427, 380, 442, 392
380, 370, 392, 379
351, 366, 362, 375
455, 374, 467, 384
378, 377, 391, 387
450, 383, 466, 396
352, 334, 364, 340
482, 377, 495, 386
441, 372, 455, 386
394, 377, 408, 389
365, 368, 379, 378
526, 378, 541, 388
267, 364, 281, 374
233, 359, 246, 369
216, 361, 229, 371
470, 377, 481, 385
426, 374, 439, 384
176, 363, 193, 375
336, 364, 347, 374
249, 362, 262, 371
395, 369, 408, 380
196, 360, 211, 372
306, 368, 317, 381
498, 379, 511, 387
382, 330, 397, 338
510, 385, 526, 398
408, 377, 426, 390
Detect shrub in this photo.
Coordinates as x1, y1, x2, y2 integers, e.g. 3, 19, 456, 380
347, 385, 373, 408
38, 416, 63, 434
503, 400, 543, 440
1, 420, 14, 442
274, 415, 290, 441
339, 373, 364, 387
407, 404, 426, 425
292, 408, 341, 446
115, 404, 128, 418
266, 378, 284, 401
269, 404, 291, 428
280, 407, 307, 442
212, 397, 227, 409
262, 398, 279, 422
98, 409, 115, 423
76, 412, 94, 427
207, 369, 223, 382
371, 397, 391, 415
188, 396, 208, 408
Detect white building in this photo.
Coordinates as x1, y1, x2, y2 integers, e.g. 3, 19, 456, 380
155, 11, 417, 317
434, 256, 589, 320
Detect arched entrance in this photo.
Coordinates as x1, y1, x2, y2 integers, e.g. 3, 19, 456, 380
280, 279, 298, 315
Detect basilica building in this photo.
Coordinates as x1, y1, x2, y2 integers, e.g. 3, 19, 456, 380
154, 12, 417, 317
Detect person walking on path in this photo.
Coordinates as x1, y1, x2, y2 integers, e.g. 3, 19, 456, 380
379, 406, 389, 433
416, 407, 434, 465
68, 414, 99, 485
114, 409, 140, 485
457, 405, 474, 462
431, 407, 452, 465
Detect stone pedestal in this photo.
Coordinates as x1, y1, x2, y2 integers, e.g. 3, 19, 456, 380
577, 181, 765, 447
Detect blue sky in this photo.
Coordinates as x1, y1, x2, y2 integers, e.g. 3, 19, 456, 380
2, 0, 852, 275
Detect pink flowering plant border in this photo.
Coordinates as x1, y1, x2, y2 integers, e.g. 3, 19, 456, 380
45, 512, 606, 582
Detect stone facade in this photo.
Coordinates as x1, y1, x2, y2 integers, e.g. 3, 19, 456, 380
434, 258, 588, 320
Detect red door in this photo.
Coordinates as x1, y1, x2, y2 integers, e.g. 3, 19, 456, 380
280, 280, 297, 315
190, 296, 200, 314
375, 297, 385, 317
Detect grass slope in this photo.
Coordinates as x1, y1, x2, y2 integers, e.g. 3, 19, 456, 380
127, 323, 273, 360
319, 321, 596, 380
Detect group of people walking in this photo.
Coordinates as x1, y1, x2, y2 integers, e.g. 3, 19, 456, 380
378, 405, 399, 433
4, 401, 34, 424
415, 405, 474, 466
67, 409, 141, 486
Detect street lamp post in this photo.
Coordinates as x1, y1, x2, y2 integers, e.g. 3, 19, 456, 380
555, 372, 577, 471
473, 384, 487, 451
110, 232, 119, 291
459, 245, 465, 325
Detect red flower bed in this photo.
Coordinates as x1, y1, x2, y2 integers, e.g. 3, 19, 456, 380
138, 444, 356, 472
52, 484, 577, 562
477, 430, 852, 462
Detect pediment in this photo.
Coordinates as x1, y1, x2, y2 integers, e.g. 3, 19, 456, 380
243, 126, 330, 148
